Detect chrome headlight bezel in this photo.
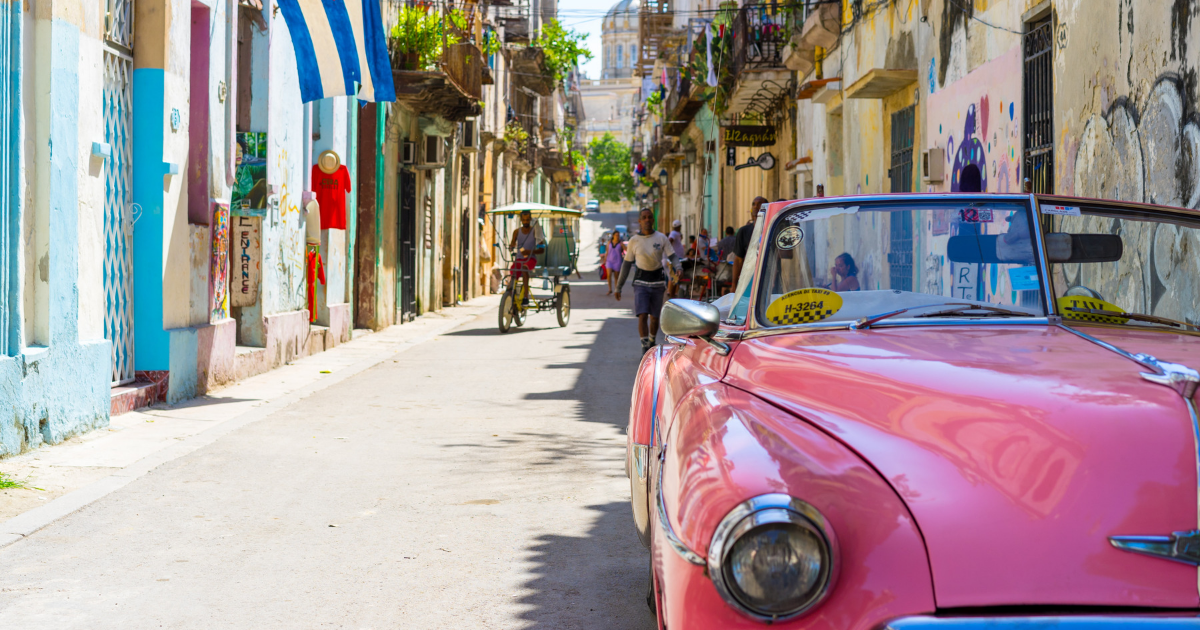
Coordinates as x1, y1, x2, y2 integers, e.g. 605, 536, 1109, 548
707, 494, 838, 622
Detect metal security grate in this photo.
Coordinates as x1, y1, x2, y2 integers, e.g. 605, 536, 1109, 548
103, 43, 135, 385
104, 0, 134, 51
1023, 19, 1053, 194
888, 105, 915, 292
0, 1, 18, 357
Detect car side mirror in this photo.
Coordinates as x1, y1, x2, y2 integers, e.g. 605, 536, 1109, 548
662, 299, 721, 339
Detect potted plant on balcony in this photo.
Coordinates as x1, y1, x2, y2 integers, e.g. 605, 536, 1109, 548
389, 5, 466, 71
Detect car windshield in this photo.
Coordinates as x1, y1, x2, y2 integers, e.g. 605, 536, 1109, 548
1045, 203, 1200, 332
755, 201, 1047, 328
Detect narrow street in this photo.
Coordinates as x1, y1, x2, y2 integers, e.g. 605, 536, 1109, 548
0, 215, 655, 629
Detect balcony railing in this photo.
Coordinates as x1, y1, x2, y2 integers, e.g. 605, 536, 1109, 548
443, 42, 483, 101
731, 3, 788, 77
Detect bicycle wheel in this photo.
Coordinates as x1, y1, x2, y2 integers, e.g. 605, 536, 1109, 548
498, 289, 514, 333
514, 295, 528, 327
555, 286, 571, 327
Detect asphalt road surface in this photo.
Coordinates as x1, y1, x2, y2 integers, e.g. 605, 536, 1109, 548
0, 213, 656, 629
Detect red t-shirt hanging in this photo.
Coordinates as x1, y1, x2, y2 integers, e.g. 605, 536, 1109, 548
312, 165, 351, 230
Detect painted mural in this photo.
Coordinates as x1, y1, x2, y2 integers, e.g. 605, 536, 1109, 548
211, 202, 230, 321
232, 132, 268, 216
926, 45, 1023, 194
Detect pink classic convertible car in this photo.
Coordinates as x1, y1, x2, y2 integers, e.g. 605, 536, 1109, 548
628, 194, 1200, 628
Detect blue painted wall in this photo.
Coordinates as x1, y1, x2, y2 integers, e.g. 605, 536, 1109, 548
1, 0, 20, 357
131, 68, 170, 370
0, 18, 110, 457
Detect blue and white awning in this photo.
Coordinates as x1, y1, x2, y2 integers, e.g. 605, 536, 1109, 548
276, 0, 396, 103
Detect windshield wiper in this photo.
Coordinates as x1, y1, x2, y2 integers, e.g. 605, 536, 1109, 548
1064, 307, 1200, 332
851, 303, 1030, 330
915, 304, 1033, 318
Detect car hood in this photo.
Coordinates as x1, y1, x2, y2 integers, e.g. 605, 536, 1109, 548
724, 325, 1199, 609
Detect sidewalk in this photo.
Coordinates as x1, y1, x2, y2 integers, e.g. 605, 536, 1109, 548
0, 295, 499, 548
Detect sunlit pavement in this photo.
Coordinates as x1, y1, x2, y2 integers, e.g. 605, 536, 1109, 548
0, 214, 656, 629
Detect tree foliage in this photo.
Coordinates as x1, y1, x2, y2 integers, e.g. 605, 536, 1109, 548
536, 19, 593, 84
587, 133, 634, 203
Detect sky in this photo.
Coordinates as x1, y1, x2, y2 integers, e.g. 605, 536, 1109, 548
554, 0, 609, 79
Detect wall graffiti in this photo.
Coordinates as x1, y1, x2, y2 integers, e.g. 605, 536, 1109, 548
1066, 75, 1200, 325
1072, 75, 1200, 208
926, 45, 1023, 195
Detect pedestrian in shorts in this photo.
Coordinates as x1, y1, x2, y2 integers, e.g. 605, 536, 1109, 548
615, 208, 681, 354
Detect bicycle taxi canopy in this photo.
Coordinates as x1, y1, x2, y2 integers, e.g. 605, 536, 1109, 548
488, 202, 581, 277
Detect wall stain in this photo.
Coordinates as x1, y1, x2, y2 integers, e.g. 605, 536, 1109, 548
937, 0, 972, 88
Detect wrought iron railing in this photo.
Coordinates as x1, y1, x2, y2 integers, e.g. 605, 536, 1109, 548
731, 2, 787, 77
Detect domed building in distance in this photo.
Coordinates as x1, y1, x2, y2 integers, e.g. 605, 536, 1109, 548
578, 0, 642, 212
600, 0, 640, 79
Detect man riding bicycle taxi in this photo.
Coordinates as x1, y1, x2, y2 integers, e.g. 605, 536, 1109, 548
508, 209, 546, 305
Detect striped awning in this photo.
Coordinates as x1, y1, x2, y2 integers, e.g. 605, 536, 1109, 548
276, 0, 395, 103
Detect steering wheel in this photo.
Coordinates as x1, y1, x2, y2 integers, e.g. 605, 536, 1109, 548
1065, 285, 1105, 301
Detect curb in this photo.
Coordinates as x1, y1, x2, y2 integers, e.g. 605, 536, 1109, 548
0, 301, 495, 549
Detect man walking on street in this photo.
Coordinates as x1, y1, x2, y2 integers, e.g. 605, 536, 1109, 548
616, 208, 681, 354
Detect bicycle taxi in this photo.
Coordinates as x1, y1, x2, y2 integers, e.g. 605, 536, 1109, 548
488, 202, 581, 333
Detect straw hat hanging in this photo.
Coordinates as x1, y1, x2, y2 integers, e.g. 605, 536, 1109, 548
317, 150, 341, 174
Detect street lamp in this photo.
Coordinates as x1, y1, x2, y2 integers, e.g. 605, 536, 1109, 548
658, 168, 669, 187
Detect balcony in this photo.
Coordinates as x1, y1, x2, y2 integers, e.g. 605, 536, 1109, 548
541, 151, 575, 183
393, 43, 484, 122
647, 137, 677, 169
726, 2, 793, 116
663, 73, 704, 136
636, 0, 677, 75
508, 46, 555, 96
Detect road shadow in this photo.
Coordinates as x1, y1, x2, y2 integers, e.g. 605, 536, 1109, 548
516, 501, 655, 629
520, 314, 644, 429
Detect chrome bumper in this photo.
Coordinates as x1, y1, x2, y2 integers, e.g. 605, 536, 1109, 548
885, 616, 1200, 629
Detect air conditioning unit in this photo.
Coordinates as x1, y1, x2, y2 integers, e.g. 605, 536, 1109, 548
923, 147, 945, 183
417, 136, 445, 170
401, 140, 416, 165
459, 120, 479, 152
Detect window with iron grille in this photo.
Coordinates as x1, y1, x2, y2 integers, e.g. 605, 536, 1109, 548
888, 105, 915, 292
1023, 18, 1054, 194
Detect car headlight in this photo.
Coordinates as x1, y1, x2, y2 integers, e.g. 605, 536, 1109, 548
708, 495, 837, 622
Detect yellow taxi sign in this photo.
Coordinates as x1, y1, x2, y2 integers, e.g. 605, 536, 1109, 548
766, 288, 844, 326
1058, 295, 1129, 325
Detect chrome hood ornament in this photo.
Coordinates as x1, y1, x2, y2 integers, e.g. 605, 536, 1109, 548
1110, 530, 1200, 566
1135, 354, 1200, 400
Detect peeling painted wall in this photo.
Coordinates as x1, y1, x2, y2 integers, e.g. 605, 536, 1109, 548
2, 1, 111, 457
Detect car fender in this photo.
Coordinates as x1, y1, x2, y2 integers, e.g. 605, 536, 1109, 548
654, 383, 935, 630
627, 345, 671, 548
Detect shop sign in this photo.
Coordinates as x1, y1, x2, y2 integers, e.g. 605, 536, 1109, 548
231, 216, 261, 307
723, 125, 777, 147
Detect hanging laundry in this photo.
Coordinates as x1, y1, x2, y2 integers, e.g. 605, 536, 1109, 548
706, 25, 717, 87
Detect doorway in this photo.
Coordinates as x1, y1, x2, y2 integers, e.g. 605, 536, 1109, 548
398, 169, 417, 322
102, 0, 135, 384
